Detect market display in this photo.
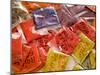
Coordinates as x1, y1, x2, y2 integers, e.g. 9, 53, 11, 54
11, 1, 96, 74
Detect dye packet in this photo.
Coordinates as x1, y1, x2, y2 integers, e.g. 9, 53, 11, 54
72, 33, 95, 64
32, 7, 60, 30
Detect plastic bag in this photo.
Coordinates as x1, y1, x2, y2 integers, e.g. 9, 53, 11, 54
32, 7, 60, 30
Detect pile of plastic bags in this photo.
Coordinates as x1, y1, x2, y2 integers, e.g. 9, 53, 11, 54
11, 1, 96, 74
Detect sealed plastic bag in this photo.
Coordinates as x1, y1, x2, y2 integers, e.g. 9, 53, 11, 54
72, 33, 95, 64
12, 32, 23, 73
41, 48, 69, 72
72, 18, 96, 42
32, 7, 60, 30
49, 26, 80, 55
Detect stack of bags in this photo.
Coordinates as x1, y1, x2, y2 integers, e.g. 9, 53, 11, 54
11, 1, 96, 74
